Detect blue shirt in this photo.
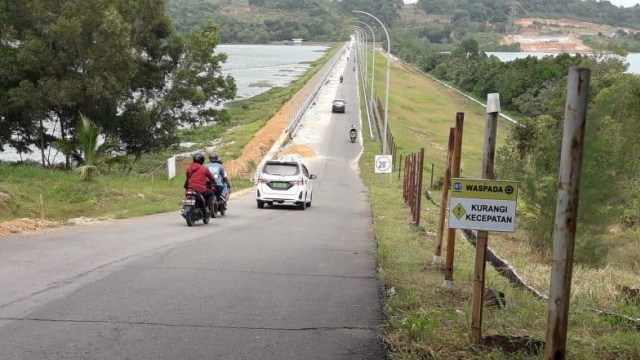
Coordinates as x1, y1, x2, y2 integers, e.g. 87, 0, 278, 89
205, 162, 226, 186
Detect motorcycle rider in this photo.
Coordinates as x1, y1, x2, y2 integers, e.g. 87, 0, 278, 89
185, 153, 216, 215
340, 75, 343, 83
349, 124, 358, 141
206, 152, 231, 206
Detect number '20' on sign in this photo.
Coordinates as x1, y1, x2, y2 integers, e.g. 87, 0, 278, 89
374, 155, 393, 174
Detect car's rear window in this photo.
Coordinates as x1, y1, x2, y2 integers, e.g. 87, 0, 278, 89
263, 163, 300, 176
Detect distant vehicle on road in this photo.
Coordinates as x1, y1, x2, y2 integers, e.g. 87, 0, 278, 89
332, 99, 346, 113
256, 155, 317, 210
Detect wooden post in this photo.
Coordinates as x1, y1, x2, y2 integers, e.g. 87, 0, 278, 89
545, 67, 591, 360
430, 163, 435, 189
443, 113, 464, 290
413, 152, 419, 222
407, 154, 413, 206
434, 128, 455, 264
409, 153, 416, 215
398, 154, 403, 180
471, 93, 501, 343
415, 148, 425, 226
403, 155, 409, 203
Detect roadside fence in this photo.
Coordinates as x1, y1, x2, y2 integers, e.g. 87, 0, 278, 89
402, 148, 425, 226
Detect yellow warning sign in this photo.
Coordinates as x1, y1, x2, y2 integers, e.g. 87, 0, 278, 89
452, 203, 466, 219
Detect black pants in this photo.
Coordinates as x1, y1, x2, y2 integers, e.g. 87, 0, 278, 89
196, 189, 214, 211
203, 189, 214, 210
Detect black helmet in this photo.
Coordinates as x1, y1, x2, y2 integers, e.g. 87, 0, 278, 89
193, 153, 205, 165
209, 152, 219, 162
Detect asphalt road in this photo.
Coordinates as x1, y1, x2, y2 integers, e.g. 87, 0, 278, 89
0, 47, 383, 360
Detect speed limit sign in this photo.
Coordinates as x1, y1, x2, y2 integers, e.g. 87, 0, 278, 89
374, 155, 393, 174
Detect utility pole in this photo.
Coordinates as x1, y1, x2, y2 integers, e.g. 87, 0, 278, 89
544, 67, 591, 360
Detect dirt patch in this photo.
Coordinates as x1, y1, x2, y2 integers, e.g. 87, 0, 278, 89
223, 106, 291, 178
502, 17, 640, 53
277, 144, 317, 158
0, 218, 60, 237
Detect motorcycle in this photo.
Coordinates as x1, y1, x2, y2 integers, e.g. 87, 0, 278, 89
181, 189, 211, 226
349, 128, 358, 143
340, 75, 343, 84
211, 190, 227, 218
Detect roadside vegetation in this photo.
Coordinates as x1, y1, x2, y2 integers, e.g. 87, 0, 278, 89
359, 50, 639, 359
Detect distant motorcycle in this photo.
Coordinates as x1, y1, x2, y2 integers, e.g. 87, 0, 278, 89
181, 189, 211, 226
340, 75, 344, 83
349, 128, 358, 143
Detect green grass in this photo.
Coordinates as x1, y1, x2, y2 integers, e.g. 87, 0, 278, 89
359, 53, 640, 359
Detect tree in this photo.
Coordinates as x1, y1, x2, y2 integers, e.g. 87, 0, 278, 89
0, 0, 237, 164
54, 114, 128, 180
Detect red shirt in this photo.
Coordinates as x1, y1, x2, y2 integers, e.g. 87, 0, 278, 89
186, 163, 216, 192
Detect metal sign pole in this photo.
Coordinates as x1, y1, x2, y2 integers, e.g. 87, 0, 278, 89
471, 93, 501, 343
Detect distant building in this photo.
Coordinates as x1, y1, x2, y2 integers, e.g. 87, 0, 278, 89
292, 38, 303, 45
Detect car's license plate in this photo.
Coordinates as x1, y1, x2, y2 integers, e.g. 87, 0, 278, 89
270, 182, 289, 189
182, 199, 196, 206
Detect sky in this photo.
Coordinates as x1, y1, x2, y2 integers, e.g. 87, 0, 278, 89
402, 0, 639, 8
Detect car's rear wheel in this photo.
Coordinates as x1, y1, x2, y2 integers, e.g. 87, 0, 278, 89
306, 193, 312, 207
298, 201, 306, 210
257, 200, 264, 209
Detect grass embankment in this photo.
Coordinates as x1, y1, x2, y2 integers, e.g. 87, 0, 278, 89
360, 52, 639, 359
0, 44, 340, 223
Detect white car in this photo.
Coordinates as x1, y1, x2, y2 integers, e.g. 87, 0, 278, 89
256, 156, 316, 210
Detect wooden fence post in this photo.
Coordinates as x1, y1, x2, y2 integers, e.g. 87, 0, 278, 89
415, 148, 424, 226
434, 128, 455, 264
443, 113, 464, 290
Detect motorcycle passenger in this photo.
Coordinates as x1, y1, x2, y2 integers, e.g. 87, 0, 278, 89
185, 153, 216, 214
206, 152, 231, 204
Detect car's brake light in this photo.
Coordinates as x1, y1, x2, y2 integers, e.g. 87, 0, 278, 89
294, 177, 304, 185
257, 175, 267, 184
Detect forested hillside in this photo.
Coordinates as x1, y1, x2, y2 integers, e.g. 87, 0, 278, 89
416, 0, 640, 30
166, 0, 403, 42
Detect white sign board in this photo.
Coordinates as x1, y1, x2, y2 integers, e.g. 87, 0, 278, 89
374, 155, 393, 174
167, 156, 176, 180
448, 178, 518, 232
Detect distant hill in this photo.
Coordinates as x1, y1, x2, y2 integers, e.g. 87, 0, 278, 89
166, 0, 403, 43
415, 0, 640, 31
166, 0, 349, 43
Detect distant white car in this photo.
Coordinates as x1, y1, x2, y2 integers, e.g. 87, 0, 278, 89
256, 156, 316, 210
